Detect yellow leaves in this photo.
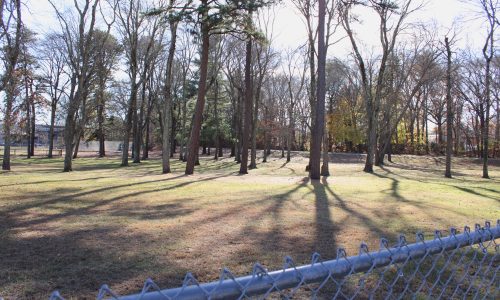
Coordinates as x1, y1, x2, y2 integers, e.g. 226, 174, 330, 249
326, 97, 363, 145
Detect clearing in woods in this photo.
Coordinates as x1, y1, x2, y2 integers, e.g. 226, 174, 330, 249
0, 153, 499, 298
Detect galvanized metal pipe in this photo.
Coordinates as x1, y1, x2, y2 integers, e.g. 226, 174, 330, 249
116, 223, 499, 300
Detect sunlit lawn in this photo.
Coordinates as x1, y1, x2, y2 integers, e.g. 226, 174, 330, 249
0, 152, 498, 298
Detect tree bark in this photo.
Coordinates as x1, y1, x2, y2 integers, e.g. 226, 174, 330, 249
121, 80, 138, 167
214, 80, 220, 160
249, 79, 259, 169
240, 17, 253, 175
142, 90, 154, 160
495, 92, 500, 157
2, 0, 22, 170
309, 0, 326, 179
445, 37, 453, 178
321, 121, 330, 176
48, 101, 57, 158
26, 77, 32, 158
97, 78, 106, 158
2, 88, 15, 170
162, 19, 178, 173
30, 100, 35, 156
185, 5, 209, 175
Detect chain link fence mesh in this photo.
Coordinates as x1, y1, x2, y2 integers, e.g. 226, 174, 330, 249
43, 221, 499, 299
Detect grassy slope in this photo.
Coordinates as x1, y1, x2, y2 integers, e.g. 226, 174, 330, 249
0, 153, 498, 298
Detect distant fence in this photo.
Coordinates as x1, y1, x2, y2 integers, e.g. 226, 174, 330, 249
45, 221, 499, 300
0, 147, 63, 157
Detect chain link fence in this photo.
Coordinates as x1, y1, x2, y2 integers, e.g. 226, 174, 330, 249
45, 220, 499, 299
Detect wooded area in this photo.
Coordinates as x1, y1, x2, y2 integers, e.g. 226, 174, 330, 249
1, 2, 500, 298
1, 0, 499, 179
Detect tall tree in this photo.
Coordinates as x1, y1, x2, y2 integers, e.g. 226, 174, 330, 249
239, 5, 254, 174
185, 0, 210, 175
39, 33, 69, 158
92, 30, 121, 157
115, 0, 162, 166
445, 37, 453, 178
49, 0, 102, 172
1, 0, 22, 171
309, 0, 326, 179
185, 0, 273, 175
156, 0, 188, 173
19, 28, 38, 158
340, 0, 422, 173
249, 8, 277, 169
477, 0, 497, 178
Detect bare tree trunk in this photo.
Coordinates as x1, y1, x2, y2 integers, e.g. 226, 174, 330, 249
445, 37, 453, 178
142, 91, 153, 160
73, 133, 81, 159
186, 7, 209, 175
63, 107, 76, 171
495, 95, 500, 157
133, 84, 146, 163
437, 121, 443, 146
309, 0, 326, 180
475, 115, 481, 157
2, 89, 15, 170
321, 123, 330, 176
132, 94, 140, 163
307, 38, 317, 170
263, 132, 268, 163
121, 81, 138, 167
240, 19, 253, 175
48, 102, 57, 158
482, 59, 491, 178
388, 142, 393, 162
416, 105, 421, 147
73, 91, 89, 160
281, 136, 285, 158
364, 100, 377, 173
214, 80, 220, 160
425, 94, 429, 154
480, 0, 496, 177
286, 130, 291, 162
26, 79, 32, 158
162, 20, 178, 173
97, 81, 106, 158
263, 106, 269, 163
162, 97, 172, 173
2, 0, 22, 170
249, 81, 259, 169
29, 98, 35, 156
179, 78, 188, 161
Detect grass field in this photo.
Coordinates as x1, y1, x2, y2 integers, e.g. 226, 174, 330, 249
0, 152, 499, 298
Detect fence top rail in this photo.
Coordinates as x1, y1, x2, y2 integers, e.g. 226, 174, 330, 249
46, 220, 499, 300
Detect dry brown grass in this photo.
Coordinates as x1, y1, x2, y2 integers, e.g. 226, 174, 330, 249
0, 152, 498, 299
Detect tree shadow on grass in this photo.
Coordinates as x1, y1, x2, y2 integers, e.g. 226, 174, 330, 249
0, 176, 112, 188
321, 177, 397, 243
185, 176, 340, 277
371, 167, 471, 226
0, 172, 240, 298
1, 172, 219, 216
453, 186, 500, 202
310, 178, 337, 259
109, 201, 196, 220
222, 178, 314, 268
372, 167, 406, 202
378, 165, 500, 204
9, 175, 227, 229
0, 226, 188, 299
